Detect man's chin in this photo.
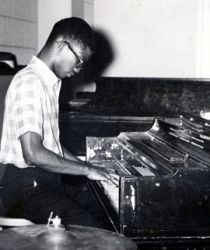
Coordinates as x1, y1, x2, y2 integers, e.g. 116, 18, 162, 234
66, 72, 75, 78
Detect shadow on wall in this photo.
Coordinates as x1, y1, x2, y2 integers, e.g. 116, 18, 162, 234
83, 28, 115, 81
59, 29, 114, 108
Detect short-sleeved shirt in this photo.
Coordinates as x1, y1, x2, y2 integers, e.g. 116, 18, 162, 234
0, 56, 63, 168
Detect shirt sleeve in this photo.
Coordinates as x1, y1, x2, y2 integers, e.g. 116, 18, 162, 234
13, 74, 44, 139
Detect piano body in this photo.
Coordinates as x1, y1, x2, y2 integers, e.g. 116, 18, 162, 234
59, 77, 210, 247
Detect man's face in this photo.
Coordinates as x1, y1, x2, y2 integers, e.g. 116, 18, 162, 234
53, 40, 92, 79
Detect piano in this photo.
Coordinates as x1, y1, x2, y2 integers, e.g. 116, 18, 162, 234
59, 77, 210, 248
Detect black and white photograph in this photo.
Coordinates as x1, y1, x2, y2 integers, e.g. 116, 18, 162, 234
0, 1, 210, 249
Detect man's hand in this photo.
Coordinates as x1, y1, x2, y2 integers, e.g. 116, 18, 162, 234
87, 166, 119, 186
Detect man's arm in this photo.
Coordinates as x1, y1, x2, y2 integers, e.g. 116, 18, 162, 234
20, 131, 118, 185
62, 146, 82, 162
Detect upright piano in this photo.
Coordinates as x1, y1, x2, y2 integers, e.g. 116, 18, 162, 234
59, 77, 210, 248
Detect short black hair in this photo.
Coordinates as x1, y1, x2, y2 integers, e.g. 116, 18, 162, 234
45, 17, 95, 51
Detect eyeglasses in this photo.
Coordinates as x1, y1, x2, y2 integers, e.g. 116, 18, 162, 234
63, 40, 84, 69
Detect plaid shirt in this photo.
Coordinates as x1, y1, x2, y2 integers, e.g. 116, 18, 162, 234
0, 56, 63, 168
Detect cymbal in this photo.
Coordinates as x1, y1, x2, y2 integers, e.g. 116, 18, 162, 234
0, 224, 137, 250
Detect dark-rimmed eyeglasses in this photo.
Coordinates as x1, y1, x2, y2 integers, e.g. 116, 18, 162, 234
63, 40, 84, 69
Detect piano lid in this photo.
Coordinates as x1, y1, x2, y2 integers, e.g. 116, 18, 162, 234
80, 77, 210, 118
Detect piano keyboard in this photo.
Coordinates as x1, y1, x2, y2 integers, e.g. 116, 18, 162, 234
87, 136, 159, 213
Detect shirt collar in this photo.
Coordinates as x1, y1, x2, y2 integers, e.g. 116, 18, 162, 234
29, 56, 60, 87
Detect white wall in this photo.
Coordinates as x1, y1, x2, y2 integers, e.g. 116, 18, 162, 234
38, 0, 72, 50
94, 0, 210, 78
72, 0, 94, 26
0, 0, 38, 65
197, 0, 210, 78
0, 0, 72, 64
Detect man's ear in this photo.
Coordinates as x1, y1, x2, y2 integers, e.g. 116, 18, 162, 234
56, 40, 65, 51
56, 40, 63, 48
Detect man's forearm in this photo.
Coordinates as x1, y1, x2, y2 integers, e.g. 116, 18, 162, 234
25, 145, 89, 176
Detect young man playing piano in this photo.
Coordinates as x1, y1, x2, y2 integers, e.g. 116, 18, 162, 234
0, 17, 118, 228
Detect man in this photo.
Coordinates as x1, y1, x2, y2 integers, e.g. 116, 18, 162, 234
0, 17, 118, 227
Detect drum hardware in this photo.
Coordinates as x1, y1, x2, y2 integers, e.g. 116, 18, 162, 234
0, 213, 137, 250
47, 211, 64, 229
